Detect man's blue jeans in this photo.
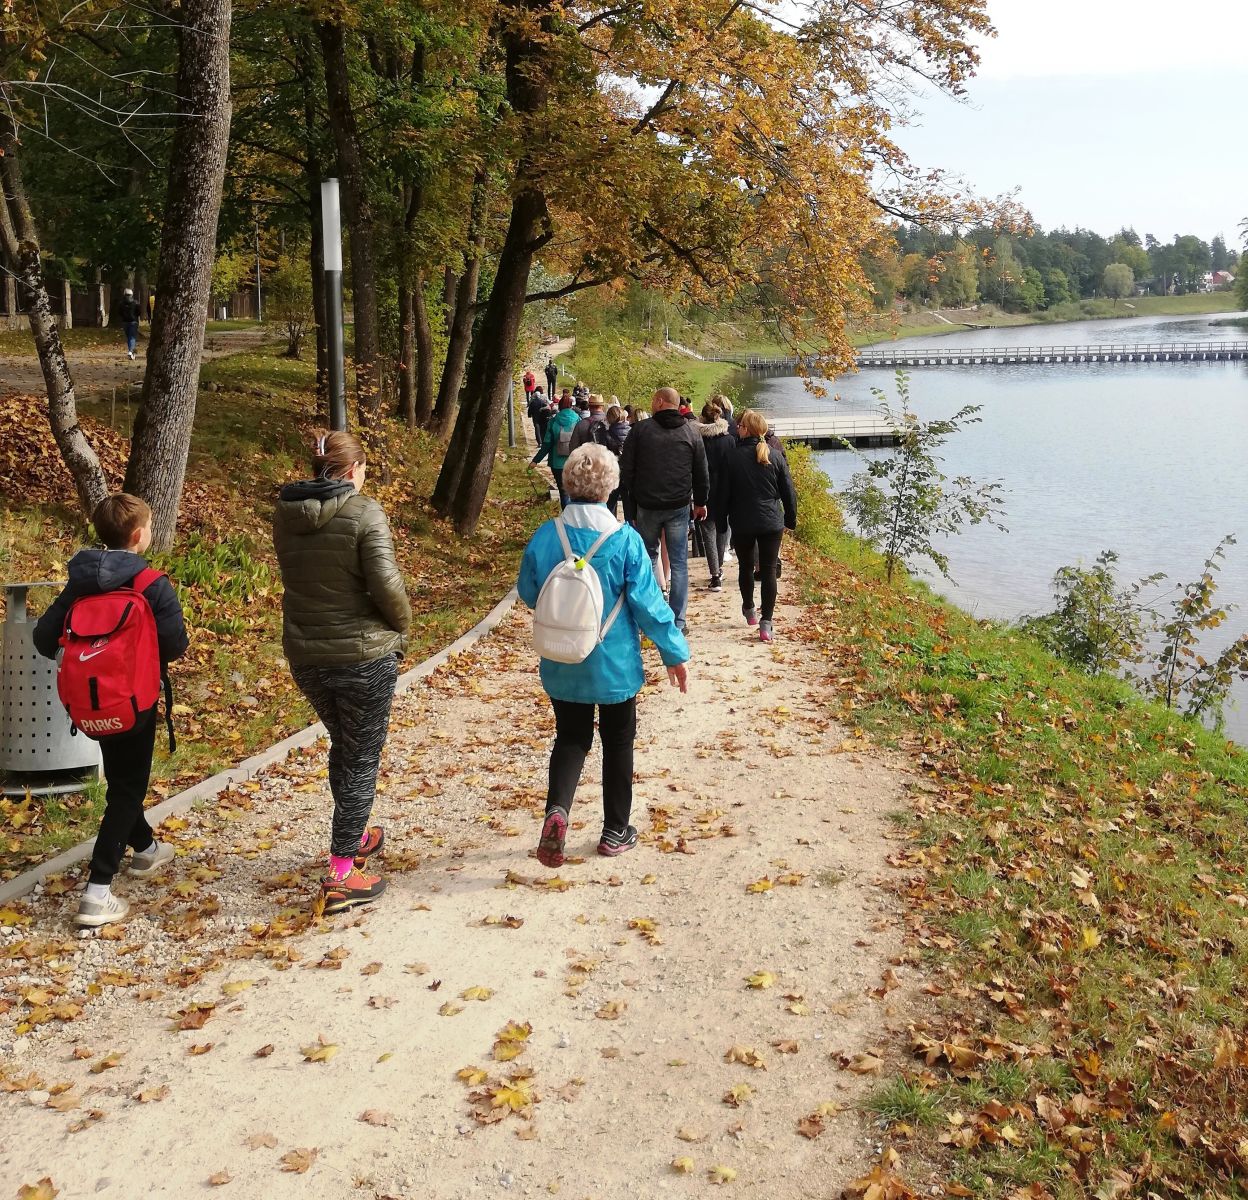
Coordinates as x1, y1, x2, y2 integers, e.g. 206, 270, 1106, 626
123, 321, 139, 355
634, 505, 690, 630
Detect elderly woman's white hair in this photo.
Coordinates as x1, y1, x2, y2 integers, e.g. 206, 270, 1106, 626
561, 444, 619, 503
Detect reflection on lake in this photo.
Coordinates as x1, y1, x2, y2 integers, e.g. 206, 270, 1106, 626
734, 311, 1248, 737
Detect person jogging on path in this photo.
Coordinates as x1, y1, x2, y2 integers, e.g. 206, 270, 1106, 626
119, 288, 141, 360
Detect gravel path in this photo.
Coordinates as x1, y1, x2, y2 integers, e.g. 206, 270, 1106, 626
0, 328, 272, 399
0, 559, 917, 1199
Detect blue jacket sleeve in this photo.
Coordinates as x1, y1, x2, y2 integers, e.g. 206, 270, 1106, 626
518, 536, 543, 610
622, 534, 690, 667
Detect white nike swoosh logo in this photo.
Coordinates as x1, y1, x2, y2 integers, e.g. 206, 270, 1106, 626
79, 648, 108, 662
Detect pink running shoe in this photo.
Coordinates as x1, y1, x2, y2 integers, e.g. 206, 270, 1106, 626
536, 809, 568, 868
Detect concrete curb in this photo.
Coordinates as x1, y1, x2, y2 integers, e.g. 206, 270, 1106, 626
0, 587, 522, 906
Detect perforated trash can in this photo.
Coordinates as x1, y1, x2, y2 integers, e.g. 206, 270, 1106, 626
0, 582, 101, 795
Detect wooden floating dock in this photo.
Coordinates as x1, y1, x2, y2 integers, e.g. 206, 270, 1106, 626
725, 341, 1248, 371
767, 413, 899, 449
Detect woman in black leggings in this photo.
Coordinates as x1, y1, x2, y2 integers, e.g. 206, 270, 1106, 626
716, 410, 797, 643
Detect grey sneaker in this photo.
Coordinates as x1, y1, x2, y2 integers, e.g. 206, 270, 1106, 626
75, 892, 131, 928
129, 842, 175, 878
759, 619, 774, 643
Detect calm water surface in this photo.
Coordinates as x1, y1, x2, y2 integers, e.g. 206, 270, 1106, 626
735, 311, 1248, 735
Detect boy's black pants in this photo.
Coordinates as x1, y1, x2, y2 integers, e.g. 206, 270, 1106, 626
546, 697, 637, 833
90, 708, 157, 885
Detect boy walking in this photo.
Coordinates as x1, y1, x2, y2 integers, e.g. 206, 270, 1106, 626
34, 494, 188, 927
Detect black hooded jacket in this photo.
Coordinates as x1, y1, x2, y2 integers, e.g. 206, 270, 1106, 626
715, 437, 798, 536
619, 408, 710, 512
34, 549, 188, 664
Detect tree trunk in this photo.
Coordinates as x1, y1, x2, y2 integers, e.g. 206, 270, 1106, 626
413, 270, 435, 427
318, 19, 380, 422
432, 178, 487, 440
443, 265, 459, 327
0, 126, 109, 519
123, 0, 232, 552
438, 186, 548, 535
298, 32, 329, 414
398, 284, 416, 429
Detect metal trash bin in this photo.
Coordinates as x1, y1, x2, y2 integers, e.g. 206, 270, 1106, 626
1, 582, 101, 795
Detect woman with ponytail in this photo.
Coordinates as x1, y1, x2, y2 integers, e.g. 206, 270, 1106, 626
715, 410, 797, 643
273, 430, 412, 914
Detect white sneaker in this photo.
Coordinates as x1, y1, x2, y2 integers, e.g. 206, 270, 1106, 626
75, 892, 130, 928
129, 842, 175, 878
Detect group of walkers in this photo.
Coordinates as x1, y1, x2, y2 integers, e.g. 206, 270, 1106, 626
518, 365, 798, 869
32, 358, 796, 929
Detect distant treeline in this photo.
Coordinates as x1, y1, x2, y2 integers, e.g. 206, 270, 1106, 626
867, 225, 1240, 313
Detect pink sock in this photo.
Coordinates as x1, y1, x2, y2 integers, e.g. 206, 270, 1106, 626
329, 854, 354, 881
359, 830, 370, 849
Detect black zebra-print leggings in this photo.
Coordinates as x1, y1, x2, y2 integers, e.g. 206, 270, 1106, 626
291, 654, 399, 858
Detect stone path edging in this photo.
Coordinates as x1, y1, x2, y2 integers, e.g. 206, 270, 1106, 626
0, 586, 521, 906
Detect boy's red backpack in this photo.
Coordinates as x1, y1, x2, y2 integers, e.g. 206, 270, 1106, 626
57, 568, 174, 747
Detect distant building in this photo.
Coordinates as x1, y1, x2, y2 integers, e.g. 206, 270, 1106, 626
1211, 269, 1236, 291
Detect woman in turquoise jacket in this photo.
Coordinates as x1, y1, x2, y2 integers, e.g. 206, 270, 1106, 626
519, 444, 690, 865
531, 394, 582, 507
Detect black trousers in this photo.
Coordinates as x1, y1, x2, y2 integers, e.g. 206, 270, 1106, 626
91, 709, 157, 885
292, 654, 399, 858
547, 697, 637, 832
734, 529, 784, 621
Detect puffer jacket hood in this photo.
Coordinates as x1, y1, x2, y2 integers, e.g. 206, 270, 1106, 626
696, 418, 729, 439
276, 479, 357, 531
66, 548, 150, 592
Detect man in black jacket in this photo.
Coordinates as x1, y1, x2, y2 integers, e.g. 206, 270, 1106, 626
619, 386, 709, 633
118, 288, 142, 360
544, 357, 558, 400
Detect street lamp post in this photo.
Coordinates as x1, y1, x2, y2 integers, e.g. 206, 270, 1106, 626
321, 179, 347, 432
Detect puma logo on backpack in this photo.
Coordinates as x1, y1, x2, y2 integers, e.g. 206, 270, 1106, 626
532, 518, 625, 664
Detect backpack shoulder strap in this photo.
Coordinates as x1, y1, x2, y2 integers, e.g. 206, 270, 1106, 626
130, 567, 176, 751
578, 523, 619, 567
131, 567, 165, 593
554, 516, 574, 561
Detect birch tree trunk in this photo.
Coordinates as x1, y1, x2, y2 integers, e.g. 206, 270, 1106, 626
123, 0, 232, 552
0, 126, 108, 519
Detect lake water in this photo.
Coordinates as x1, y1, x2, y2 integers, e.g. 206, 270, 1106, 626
734, 311, 1248, 736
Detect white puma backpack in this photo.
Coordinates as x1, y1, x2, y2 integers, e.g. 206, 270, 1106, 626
532, 517, 625, 664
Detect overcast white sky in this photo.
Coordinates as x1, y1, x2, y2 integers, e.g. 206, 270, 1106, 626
895, 0, 1247, 242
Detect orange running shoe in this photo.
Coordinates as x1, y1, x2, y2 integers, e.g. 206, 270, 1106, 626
320, 867, 387, 915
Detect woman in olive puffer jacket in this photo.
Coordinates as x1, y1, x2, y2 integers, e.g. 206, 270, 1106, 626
273, 430, 412, 916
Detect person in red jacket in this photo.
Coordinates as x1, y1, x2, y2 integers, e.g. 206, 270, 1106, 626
522, 368, 537, 399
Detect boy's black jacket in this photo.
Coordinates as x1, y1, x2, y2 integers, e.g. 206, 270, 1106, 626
33, 549, 189, 665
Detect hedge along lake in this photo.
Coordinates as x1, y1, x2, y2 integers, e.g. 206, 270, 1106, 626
734, 310, 1248, 738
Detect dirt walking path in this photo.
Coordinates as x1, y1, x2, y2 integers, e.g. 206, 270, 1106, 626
0, 561, 917, 1199
0, 328, 273, 400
